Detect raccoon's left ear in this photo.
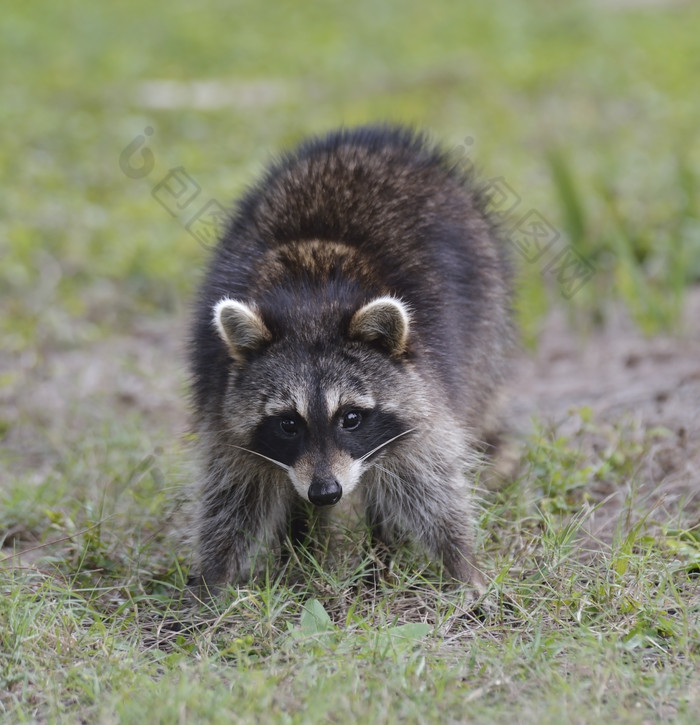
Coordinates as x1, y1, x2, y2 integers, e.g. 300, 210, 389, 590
213, 298, 271, 363
349, 296, 411, 358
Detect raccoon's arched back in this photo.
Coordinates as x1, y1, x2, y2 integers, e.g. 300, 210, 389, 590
231, 125, 475, 249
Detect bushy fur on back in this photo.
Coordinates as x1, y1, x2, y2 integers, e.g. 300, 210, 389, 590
188, 125, 512, 593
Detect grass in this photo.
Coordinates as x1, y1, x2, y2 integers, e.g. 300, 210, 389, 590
2, 0, 700, 722
2, 466, 699, 723
3, 413, 699, 722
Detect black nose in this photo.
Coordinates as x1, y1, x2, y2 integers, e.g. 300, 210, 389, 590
308, 477, 342, 507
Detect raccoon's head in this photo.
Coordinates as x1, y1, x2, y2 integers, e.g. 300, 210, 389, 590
213, 295, 415, 506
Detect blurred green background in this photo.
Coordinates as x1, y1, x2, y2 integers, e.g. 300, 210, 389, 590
2, 0, 699, 350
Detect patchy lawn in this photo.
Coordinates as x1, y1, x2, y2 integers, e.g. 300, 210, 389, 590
2, 0, 699, 722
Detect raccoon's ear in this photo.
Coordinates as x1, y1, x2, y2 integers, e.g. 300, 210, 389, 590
349, 296, 411, 358
213, 298, 271, 362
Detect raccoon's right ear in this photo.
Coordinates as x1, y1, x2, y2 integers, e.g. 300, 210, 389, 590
213, 298, 271, 363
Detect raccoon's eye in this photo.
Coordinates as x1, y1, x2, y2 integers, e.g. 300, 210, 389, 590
341, 410, 362, 431
279, 418, 299, 436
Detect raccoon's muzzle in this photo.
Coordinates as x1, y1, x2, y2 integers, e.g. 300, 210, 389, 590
308, 475, 342, 507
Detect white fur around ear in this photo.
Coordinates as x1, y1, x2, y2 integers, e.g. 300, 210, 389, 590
349, 295, 411, 358
213, 298, 271, 362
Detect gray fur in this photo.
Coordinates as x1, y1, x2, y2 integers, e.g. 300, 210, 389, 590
187, 125, 513, 594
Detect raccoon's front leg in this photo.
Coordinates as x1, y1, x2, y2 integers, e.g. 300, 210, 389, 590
367, 472, 486, 591
435, 519, 487, 592
364, 503, 399, 582
195, 476, 292, 593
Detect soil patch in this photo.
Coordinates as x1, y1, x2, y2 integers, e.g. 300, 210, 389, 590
2, 290, 699, 548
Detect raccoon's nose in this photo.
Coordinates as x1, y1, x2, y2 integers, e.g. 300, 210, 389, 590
308, 476, 342, 506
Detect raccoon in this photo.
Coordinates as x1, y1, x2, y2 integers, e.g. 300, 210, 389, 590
188, 125, 512, 593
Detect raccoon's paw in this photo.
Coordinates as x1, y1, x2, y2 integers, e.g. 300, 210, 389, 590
185, 572, 221, 603
354, 539, 393, 591
451, 585, 500, 624
441, 563, 497, 619
441, 546, 489, 592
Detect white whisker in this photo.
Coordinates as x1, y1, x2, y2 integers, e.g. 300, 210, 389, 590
229, 445, 290, 472
373, 463, 404, 485
359, 428, 416, 463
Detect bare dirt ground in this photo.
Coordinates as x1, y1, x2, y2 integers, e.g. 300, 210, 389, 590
510, 288, 700, 539
2, 289, 699, 551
